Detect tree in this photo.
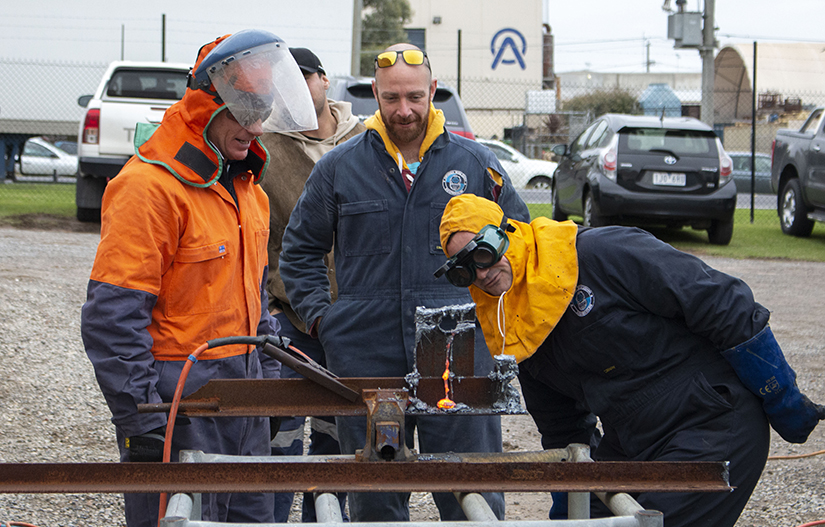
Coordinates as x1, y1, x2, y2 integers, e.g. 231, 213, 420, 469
562, 89, 640, 118
360, 0, 412, 76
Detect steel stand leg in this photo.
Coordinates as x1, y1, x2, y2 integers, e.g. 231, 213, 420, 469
454, 492, 499, 522
160, 493, 193, 526
635, 510, 664, 527
315, 492, 345, 523
568, 491, 591, 520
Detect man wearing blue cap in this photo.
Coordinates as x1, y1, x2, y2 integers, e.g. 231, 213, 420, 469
81, 31, 315, 527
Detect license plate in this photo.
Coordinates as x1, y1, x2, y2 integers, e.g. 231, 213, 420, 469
652, 172, 686, 186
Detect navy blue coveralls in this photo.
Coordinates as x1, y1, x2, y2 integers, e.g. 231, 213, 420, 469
519, 226, 771, 527
280, 128, 530, 521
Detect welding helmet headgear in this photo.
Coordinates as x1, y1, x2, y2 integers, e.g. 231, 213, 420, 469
189, 29, 317, 133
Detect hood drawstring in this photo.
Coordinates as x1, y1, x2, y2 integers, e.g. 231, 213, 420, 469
496, 291, 507, 355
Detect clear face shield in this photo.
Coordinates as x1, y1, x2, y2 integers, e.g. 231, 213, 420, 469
205, 41, 317, 133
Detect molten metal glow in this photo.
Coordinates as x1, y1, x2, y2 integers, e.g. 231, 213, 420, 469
437, 356, 455, 409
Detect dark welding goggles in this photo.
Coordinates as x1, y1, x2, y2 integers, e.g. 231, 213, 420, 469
374, 49, 431, 71
434, 224, 511, 287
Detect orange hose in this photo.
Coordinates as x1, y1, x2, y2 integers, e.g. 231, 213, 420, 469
797, 521, 825, 527
157, 342, 209, 525
768, 449, 825, 460
156, 337, 299, 524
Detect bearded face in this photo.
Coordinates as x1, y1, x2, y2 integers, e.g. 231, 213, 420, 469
373, 53, 435, 151
378, 95, 429, 146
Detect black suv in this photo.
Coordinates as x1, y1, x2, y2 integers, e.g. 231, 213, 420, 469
551, 113, 736, 245
326, 76, 475, 139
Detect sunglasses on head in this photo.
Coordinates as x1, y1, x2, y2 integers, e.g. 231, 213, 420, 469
374, 49, 430, 71
434, 224, 510, 288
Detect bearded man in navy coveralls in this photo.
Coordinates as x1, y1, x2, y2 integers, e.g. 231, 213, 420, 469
280, 43, 530, 521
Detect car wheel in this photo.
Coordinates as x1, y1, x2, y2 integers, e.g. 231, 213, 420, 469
779, 179, 814, 237
527, 176, 552, 190
76, 207, 101, 223
707, 218, 734, 245
583, 191, 608, 227
551, 185, 567, 221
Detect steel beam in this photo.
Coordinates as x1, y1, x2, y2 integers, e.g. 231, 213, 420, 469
138, 377, 525, 417
0, 458, 730, 494
414, 304, 477, 378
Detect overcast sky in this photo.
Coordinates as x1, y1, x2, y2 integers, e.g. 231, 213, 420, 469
3, 0, 825, 75
547, 0, 825, 73
2, 0, 355, 73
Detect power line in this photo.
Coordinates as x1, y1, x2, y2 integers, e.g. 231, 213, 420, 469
2, 14, 156, 22
718, 33, 825, 43
554, 37, 659, 47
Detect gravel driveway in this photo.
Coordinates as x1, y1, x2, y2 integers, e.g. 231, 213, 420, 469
0, 226, 822, 526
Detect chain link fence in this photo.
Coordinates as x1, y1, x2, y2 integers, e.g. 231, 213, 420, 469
1, 58, 107, 217
2, 59, 824, 238
445, 75, 825, 228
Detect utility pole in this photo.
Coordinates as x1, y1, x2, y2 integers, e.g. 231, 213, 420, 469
161, 14, 166, 63
457, 29, 462, 97
665, 0, 716, 126
645, 41, 655, 73
351, 0, 363, 76
699, 0, 715, 126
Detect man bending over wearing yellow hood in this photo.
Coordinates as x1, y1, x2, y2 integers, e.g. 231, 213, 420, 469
437, 193, 824, 527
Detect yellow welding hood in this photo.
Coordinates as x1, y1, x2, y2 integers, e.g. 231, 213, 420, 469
440, 194, 579, 362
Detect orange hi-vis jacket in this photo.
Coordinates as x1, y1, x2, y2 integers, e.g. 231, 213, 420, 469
85, 34, 272, 362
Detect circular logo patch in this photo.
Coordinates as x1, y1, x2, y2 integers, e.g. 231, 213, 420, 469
570, 285, 595, 317
442, 170, 468, 196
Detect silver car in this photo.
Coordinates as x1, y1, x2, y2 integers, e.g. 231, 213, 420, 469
19, 137, 78, 180
728, 152, 774, 194
476, 138, 557, 189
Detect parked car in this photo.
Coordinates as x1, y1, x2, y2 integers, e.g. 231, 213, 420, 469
326, 75, 475, 139
54, 141, 78, 155
76, 60, 190, 222
771, 106, 825, 237
551, 113, 736, 245
19, 137, 78, 180
476, 138, 557, 189
729, 151, 773, 194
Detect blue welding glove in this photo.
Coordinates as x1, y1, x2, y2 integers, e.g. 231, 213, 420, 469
721, 325, 825, 443
126, 427, 166, 462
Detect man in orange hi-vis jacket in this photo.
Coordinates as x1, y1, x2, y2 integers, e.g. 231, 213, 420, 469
81, 29, 317, 527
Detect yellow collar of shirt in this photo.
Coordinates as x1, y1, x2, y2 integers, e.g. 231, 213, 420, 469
364, 102, 445, 171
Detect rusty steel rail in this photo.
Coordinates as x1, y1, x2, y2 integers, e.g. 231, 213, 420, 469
137, 377, 524, 417
0, 457, 730, 495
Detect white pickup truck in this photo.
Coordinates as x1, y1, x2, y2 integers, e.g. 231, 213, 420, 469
75, 61, 190, 222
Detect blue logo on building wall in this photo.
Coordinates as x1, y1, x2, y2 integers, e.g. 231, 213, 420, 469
491, 28, 527, 70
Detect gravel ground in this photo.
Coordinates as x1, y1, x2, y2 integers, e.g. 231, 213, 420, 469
0, 225, 823, 526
